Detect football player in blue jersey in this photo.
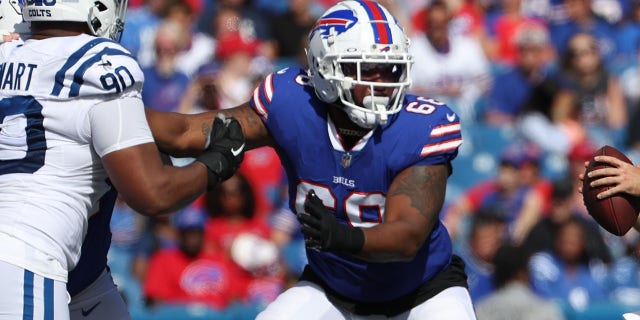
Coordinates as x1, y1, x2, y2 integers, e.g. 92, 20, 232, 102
3, 0, 475, 318
154, 1, 475, 318
0, 0, 244, 319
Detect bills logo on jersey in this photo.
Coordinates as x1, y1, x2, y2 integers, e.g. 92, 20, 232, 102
309, 9, 358, 40
180, 261, 227, 295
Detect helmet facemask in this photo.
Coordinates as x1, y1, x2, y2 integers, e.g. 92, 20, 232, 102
334, 52, 411, 128
89, 0, 128, 41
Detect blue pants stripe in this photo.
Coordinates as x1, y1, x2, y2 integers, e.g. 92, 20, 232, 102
43, 278, 53, 320
22, 270, 34, 320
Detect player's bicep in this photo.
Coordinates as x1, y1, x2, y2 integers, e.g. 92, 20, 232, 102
91, 99, 171, 209
385, 164, 449, 234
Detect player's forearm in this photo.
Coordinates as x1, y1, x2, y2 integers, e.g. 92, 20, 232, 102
145, 108, 214, 157
147, 104, 274, 155
120, 162, 209, 216
352, 165, 447, 262
356, 219, 432, 262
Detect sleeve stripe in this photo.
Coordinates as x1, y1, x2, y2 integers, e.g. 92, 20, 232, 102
251, 86, 269, 120
264, 73, 274, 103
51, 38, 113, 96
430, 122, 460, 137
421, 138, 463, 157
69, 47, 134, 97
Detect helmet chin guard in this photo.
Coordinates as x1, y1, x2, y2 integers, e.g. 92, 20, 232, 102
345, 96, 390, 129
307, 0, 413, 128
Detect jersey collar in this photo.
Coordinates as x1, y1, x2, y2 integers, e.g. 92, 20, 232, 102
327, 115, 373, 152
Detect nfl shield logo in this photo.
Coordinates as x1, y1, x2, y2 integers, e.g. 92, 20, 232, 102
341, 153, 352, 168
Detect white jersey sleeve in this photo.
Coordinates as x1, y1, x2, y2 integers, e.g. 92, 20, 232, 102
88, 96, 154, 157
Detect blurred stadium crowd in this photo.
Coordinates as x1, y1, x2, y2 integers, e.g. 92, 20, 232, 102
109, 0, 640, 319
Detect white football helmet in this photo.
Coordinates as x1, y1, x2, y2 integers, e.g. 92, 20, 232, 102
23, 0, 127, 41
0, 0, 30, 37
307, 0, 413, 128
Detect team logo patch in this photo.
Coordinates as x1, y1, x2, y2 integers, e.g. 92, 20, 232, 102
180, 261, 227, 295
310, 9, 358, 40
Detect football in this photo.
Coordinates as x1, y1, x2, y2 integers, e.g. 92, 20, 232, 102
582, 145, 640, 236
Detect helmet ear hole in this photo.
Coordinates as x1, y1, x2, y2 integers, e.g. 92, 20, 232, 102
91, 17, 102, 31
94, 1, 108, 11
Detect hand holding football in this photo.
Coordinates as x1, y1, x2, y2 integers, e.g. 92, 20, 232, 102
582, 145, 640, 236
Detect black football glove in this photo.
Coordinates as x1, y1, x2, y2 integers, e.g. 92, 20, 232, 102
297, 190, 365, 254
196, 114, 245, 190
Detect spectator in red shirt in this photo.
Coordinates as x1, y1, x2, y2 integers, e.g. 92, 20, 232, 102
484, 0, 548, 65
143, 205, 243, 310
203, 173, 285, 309
203, 173, 271, 254
238, 147, 287, 220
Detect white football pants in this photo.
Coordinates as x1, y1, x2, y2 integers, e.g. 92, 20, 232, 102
0, 260, 70, 320
256, 280, 477, 320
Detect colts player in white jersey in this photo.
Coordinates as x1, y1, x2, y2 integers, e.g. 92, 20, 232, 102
144, 1, 477, 319
0, 0, 245, 319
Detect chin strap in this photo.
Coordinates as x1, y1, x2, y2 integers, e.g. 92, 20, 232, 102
376, 103, 388, 125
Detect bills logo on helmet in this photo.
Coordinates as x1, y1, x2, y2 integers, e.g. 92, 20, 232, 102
309, 8, 358, 40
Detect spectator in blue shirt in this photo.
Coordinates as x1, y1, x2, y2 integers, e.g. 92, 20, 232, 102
529, 216, 609, 312
142, 20, 190, 112
483, 24, 555, 126
548, 0, 619, 69
458, 211, 506, 303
